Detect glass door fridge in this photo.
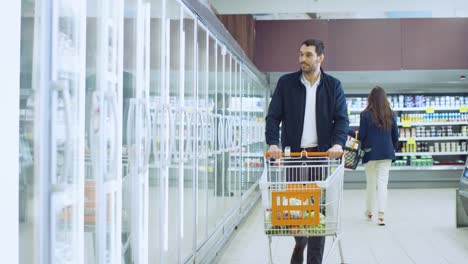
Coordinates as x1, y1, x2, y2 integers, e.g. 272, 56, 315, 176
85, 0, 124, 263
180, 7, 197, 263
122, 0, 152, 263
19, 2, 37, 263
147, 1, 164, 263
195, 21, 209, 251
28, 0, 87, 263
164, 0, 182, 262
206, 33, 218, 239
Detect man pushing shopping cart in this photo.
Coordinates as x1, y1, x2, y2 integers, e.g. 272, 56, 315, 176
264, 38, 349, 264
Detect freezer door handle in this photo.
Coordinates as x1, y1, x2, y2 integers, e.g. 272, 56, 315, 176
183, 109, 193, 162
126, 99, 136, 166
217, 115, 225, 151
199, 111, 207, 157
144, 100, 152, 169
168, 106, 177, 163
107, 89, 120, 174
52, 80, 74, 185
210, 112, 216, 154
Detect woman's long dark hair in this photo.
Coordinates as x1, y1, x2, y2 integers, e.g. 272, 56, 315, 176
362, 86, 394, 130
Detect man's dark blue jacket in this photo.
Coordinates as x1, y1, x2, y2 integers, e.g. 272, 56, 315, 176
265, 69, 349, 152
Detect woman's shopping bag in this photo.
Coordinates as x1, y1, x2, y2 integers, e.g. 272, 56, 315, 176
344, 131, 365, 170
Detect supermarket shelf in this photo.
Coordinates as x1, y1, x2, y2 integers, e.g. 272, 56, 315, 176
396, 151, 467, 156
397, 121, 468, 126
350, 121, 468, 127
393, 106, 466, 111
349, 106, 467, 112
350, 165, 464, 171
400, 136, 468, 141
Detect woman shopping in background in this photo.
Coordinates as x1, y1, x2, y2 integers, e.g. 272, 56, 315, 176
356, 86, 399, 225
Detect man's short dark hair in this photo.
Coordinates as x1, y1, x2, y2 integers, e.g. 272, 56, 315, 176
301, 39, 324, 56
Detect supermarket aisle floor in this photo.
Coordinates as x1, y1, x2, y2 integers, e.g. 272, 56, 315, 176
215, 189, 468, 264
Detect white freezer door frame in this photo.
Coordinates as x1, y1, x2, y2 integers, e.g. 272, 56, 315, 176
33, 0, 86, 263
128, 3, 151, 263
1, 0, 20, 263
90, 0, 124, 263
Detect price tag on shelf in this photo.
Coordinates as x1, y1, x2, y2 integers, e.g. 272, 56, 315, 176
402, 120, 412, 127
425, 107, 435, 113
407, 138, 416, 145
460, 106, 468, 113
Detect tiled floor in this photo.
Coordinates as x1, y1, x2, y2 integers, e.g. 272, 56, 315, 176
215, 189, 468, 264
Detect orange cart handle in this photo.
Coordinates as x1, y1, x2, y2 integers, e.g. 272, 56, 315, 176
265, 151, 330, 158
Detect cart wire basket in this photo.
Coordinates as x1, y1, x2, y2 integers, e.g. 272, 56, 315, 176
260, 151, 345, 264
344, 131, 365, 170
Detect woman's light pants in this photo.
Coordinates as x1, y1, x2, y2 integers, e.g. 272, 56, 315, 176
364, 159, 392, 213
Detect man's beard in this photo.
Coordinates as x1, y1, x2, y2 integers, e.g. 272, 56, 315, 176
301, 63, 316, 74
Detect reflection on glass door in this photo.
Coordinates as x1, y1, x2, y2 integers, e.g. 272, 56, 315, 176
147, 0, 164, 262
215, 41, 225, 227
181, 7, 197, 263
165, 0, 181, 262
85, 0, 123, 263
226, 58, 242, 218
31, 0, 87, 263
224, 51, 235, 218
240, 69, 247, 195
196, 22, 209, 249
123, 1, 151, 263
206, 34, 217, 237
19, 2, 37, 263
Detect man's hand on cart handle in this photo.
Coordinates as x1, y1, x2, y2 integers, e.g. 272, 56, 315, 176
268, 145, 282, 159
328, 144, 343, 159
266, 145, 341, 158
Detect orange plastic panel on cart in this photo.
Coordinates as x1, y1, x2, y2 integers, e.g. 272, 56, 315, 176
271, 183, 321, 226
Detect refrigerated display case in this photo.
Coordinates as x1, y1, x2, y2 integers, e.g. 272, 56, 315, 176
19, 8, 36, 264
164, 0, 182, 262
205, 33, 218, 242
19, 0, 269, 263
19, 0, 87, 263
149, 1, 269, 262
238, 71, 266, 200
195, 21, 210, 250
180, 7, 197, 263
122, 0, 152, 263
85, 0, 124, 263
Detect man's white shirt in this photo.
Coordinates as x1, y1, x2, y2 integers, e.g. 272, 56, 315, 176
300, 73, 320, 148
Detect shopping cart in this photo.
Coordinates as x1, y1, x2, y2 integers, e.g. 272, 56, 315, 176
260, 150, 345, 264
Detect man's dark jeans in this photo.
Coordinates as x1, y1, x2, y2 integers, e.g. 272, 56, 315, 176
292, 236, 325, 264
